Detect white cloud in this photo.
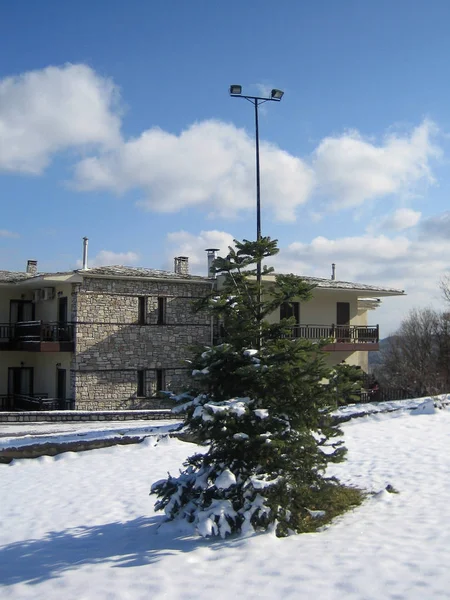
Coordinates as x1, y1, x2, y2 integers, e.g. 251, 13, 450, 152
313, 120, 439, 211
0, 64, 121, 174
76, 250, 140, 268
74, 120, 315, 222
166, 229, 235, 274
368, 208, 422, 233
75, 116, 438, 222
0, 63, 440, 224
0, 229, 19, 238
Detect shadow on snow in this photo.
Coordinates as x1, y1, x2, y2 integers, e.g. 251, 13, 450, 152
0, 515, 241, 586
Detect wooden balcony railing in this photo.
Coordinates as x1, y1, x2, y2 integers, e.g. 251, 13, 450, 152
285, 324, 379, 344
0, 321, 75, 351
213, 323, 379, 347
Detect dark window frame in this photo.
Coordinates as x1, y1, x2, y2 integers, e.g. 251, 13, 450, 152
156, 368, 165, 392
280, 301, 300, 324
336, 302, 350, 326
138, 297, 147, 325
157, 297, 167, 325
10, 300, 35, 323
137, 369, 146, 397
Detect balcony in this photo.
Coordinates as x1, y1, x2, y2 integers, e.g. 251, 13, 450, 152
286, 324, 379, 351
0, 321, 75, 352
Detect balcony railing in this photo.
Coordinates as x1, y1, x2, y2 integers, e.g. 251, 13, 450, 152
0, 393, 75, 411
285, 324, 379, 344
0, 321, 75, 348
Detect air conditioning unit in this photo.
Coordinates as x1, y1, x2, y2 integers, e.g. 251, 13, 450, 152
32, 290, 41, 303
41, 287, 55, 301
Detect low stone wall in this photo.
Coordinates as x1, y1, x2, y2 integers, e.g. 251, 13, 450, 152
0, 409, 178, 423
0, 435, 151, 464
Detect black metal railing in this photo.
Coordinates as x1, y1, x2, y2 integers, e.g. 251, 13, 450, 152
360, 387, 411, 403
0, 393, 74, 411
0, 321, 75, 343
285, 324, 379, 343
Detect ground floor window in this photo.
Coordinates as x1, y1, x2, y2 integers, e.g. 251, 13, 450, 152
137, 369, 145, 397
156, 368, 165, 392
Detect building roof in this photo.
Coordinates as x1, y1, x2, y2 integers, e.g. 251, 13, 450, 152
76, 265, 208, 281
295, 275, 404, 295
0, 265, 404, 294
0, 265, 210, 284
0, 270, 34, 283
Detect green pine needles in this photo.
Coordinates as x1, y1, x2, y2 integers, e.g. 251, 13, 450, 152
151, 237, 363, 538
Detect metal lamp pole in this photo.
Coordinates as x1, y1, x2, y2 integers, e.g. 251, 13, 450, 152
229, 85, 284, 344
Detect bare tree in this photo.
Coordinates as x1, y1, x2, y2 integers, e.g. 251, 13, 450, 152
440, 275, 450, 305
375, 307, 450, 397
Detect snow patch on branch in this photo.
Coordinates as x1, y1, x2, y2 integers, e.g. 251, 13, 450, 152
215, 468, 237, 489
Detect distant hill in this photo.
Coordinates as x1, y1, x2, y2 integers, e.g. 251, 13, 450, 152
368, 336, 396, 371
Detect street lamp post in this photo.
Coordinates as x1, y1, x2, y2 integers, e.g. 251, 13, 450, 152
229, 85, 284, 344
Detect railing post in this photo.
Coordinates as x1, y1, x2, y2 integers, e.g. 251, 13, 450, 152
376, 324, 379, 343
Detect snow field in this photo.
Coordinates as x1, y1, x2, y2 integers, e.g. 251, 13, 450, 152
1, 406, 450, 599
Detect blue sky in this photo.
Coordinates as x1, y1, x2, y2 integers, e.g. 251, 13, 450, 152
2, 0, 450, 333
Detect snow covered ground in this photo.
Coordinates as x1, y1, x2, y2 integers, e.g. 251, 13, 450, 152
0, 420, 180, 450
1, 401, 450, 599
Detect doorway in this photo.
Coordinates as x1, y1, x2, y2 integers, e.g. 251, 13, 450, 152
58, 297, 68, 324
57, 368, 66, 400
280, 302, 300, 336
8, 367, 34, 397
336, 302, 350, 341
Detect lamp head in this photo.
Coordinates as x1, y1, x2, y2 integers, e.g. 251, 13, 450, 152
229, 84, 242, 95
271, 89, 284, 100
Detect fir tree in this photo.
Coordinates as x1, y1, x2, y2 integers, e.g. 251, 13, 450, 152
328, 363, 364, 406
151, 237, 359, 538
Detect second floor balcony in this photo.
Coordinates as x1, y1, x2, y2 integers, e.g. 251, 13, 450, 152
214, 323, 379, 351
285, 324, 379, 351
0, 321, 75, 352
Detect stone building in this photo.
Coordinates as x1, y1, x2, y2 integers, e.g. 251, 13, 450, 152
0, 259, 212, 410
0, 254, 405, 411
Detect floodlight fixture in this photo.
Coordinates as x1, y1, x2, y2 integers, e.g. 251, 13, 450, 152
229, 84, 242, 95
271, 88, 284, 100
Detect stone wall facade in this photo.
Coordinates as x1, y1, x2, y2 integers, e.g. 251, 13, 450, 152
71, 276, 212, 409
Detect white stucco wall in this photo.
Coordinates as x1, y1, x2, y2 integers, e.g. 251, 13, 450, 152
0, 351, 72, 397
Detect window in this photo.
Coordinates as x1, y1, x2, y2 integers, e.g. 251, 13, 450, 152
280, 302, 300, 324
156, 369, 165, 392
138, 297, 146, 325
137, 369, 145, 397
10, 300, 34, 323
157, 297, 167, 325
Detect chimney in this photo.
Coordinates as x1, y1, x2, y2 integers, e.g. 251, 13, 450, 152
205, 248, 220, 278
26, 260, 38, 276
174, 256, 189, 276
331, 263, 336, 281
82, 237, 89, 270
